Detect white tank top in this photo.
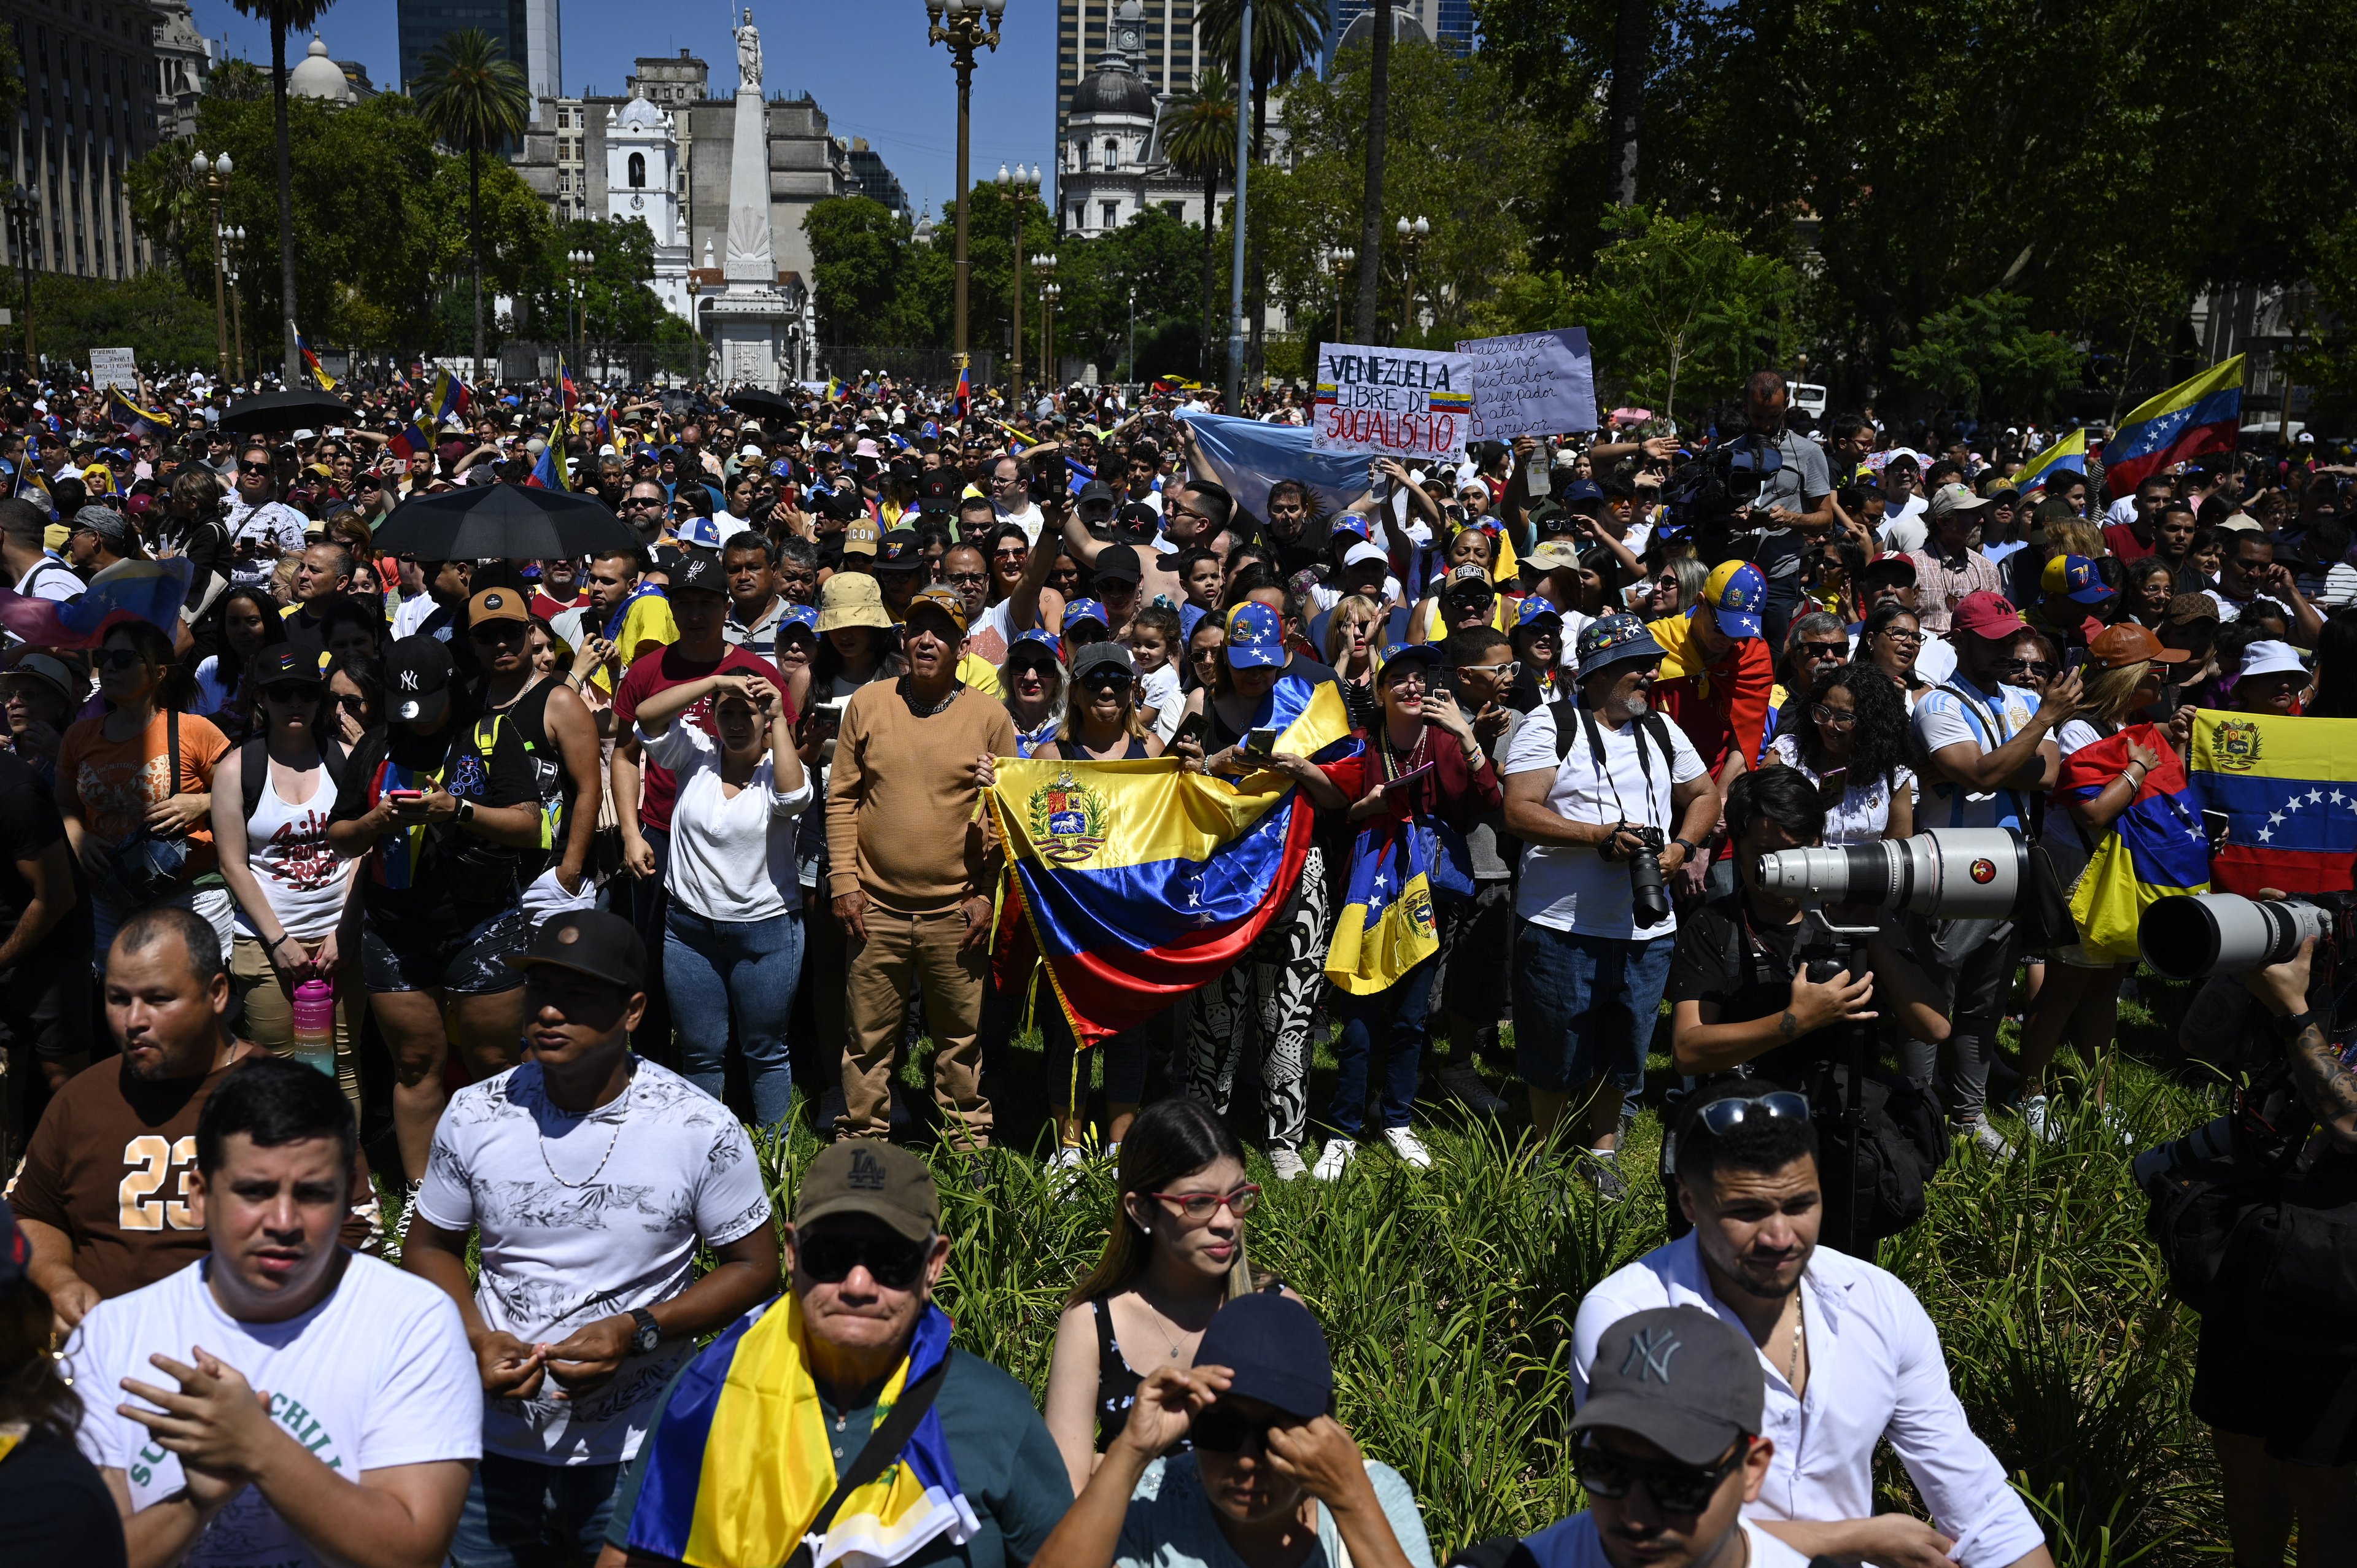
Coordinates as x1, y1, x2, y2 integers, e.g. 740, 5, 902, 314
238, 757, 354, 940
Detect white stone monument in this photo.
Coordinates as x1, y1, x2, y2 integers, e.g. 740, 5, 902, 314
702, 8, 793, 390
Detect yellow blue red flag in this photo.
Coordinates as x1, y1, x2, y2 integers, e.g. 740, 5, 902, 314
2188, 708, 2357, 896
1326, 819, 1441, 993
2010, 427, 2087, 496
2103, 355, 2245, 495
2059, 721, 2210, 961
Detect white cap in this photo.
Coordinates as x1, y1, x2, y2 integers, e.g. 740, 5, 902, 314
2239, 640, 2309, 679
1343, 540, 1388, 570
738, 444, 761, 458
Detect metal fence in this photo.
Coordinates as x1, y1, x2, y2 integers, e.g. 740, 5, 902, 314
810, 346, 1000, 388
425, 341, 713, 387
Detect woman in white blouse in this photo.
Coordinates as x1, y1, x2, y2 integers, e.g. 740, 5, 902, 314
1765, 662, 1915, 845
634, 670, 813, 1127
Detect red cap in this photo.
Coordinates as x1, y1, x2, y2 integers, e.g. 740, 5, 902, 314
1952, 590, 2027, 642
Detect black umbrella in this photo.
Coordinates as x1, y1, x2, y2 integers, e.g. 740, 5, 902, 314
216, 389, 360, 434
724, 388, 798, 422
373, 482, 638, 562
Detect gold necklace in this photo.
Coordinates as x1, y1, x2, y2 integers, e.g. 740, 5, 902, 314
1786, 1287, 1805, 1388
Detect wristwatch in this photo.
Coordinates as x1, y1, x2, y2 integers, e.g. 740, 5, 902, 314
1672, 837, 1700, 860
454, 795, 476, 825
627, 1307, 662, 1356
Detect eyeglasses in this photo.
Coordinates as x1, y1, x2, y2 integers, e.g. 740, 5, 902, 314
94, 648, 147, 672
1875, 627, 1924, 644
795, 1229, 931, 1290
945, 571, 989, 586
263, 684, 322, 704
1808, 703, 1859, 730
1573, 1438, 1746, 1516
1692, 1090, 1810, 1138
1384, 670, 1432, 690
238, 460, 273, 475
1147, 1183, 1262, 1221
1189, 1405, 1299, 1454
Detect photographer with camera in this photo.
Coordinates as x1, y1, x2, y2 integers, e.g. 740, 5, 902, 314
1504, 614, 1720, 1202
1907, 591, 2078, 1157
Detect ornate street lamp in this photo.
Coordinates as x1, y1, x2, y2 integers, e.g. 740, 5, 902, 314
191, 150, 235, 377
998, 162, 1041, 404
925, 0, 1007, 379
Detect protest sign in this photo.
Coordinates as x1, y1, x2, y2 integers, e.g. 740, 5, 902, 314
90, 347, 137, 393
1312, 343, 1476, 461
1453, 328, 1596, 439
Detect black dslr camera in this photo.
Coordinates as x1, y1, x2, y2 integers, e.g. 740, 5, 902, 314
1599, 821, 1668, 927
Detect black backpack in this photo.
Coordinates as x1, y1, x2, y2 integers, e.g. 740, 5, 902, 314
238, 735, 351, 824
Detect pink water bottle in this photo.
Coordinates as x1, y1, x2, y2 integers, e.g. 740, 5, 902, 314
290, 980, 336, 1078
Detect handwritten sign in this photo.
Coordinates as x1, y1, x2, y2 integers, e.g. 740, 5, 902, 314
90, 347, 137, 394
1312, 344, 1476, 460
1453, 328, 1596, 439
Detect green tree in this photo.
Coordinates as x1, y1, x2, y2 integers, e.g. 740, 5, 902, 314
1571, 205, 1797, 425
1891, 290, 2081, 419
1045, 206, 1205, 380
1163, 66, 1239, 376
31, 271, 220, 373
414, 28, 533, 383
1198, 0, 1325, 377
805, 196, 913, 346
524, 217, 678, 367
225, 0, 332, 386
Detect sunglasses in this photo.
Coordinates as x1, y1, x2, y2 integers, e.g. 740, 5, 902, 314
334, 693, 370, 717
94, 648, 148, 672
1147, 1184, 1262, 1221
238, 460, 273, 475
1692, 1089, 1810, 1138
1798, 641, 1848, 660
796, 1229, 931, 1290
1574, 1439, 1745, 1515
263, 684, 322, 704
945, 570, 989, 586
1189, 1405, 1300, 1454
471, 621, 525, 643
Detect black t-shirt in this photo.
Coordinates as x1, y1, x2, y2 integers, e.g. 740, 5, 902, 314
330, 715, 540, 921
0, 1429, 128, 1567
0, 747, 88, 960
1668, 889, 1814, 1079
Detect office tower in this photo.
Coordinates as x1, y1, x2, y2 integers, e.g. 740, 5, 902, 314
399, 0, 560, 100
1055, 0, 1199, 164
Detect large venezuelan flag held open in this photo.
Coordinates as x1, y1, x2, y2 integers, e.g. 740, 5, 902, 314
989, 675, 1354, 1045
2188, 709, 2357, 896
2101, 355, 2245, 496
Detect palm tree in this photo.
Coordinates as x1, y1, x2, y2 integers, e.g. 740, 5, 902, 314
1605, 0, 1649, 209
1163, 66, 1238, 379
1198, 0, 1323, 380
227, 0, 331, 386
414, 29, 533, 385
1354, 0, 1388, 341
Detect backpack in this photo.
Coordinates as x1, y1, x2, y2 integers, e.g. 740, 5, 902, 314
238, 735, 351, 824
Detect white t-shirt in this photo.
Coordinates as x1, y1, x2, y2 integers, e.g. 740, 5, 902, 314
994, 500, 1046, 544
1503, 703, 1706, 939
69, 1255, 479, 1566
1309, 577, 1403, 615
15, 555, 83, 603
1139, 662, 1182, 741
223, 498, 308, 587
1911, 674, 2042, 830
414, 1059, 773, 1465
1878, 498, 1929, 554
1766, 732, 1914, 846
1519, 1513, 1809, 1568
639, 718, 815, 921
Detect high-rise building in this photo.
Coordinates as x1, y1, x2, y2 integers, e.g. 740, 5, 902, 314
1321, 0, 1473, 73
0, 0, 171, 282
398, 0, 560, 100
1055, 0, 1199, 166
842, 139, 908, 220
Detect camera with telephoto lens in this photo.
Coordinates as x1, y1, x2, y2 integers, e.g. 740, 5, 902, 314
1748, 828, 2027, 922
1660, 434, 1786, 560
1603, 821, 1669, 927
2137, 892, 2339, 980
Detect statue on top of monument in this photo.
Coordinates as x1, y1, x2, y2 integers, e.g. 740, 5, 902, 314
735, 8, 762, 93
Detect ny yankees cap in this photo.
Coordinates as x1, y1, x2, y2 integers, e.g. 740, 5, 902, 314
1571, 1306, 1765, 1464
383, 635, 454, 725
794, 1140, 941, 1243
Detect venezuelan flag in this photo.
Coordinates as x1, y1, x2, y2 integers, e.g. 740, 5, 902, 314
430, 366, 471, 423
2059, 722, 2210, 961
953, 365, 970, 415
0, 556, 190, 648
2102, 355, 2245, 496
296, 330, 335, 391
104, 387, 166, 439
2010, 427, 2087, 496
990, 679, 1354, 1045
2188, 708, 2357, 896
558, 357, 578, 412
388, 420, 431, 459
1326, 819, 1441, 993
824, 375, 843, 401
624, 1296, 978, 1568
527, 420, 570, 492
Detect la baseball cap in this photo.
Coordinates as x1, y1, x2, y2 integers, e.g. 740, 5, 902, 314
794, 1140, 940, 1244
1571, 1306, 1764, 1466
503, 908, 647, 992
2042, 553, 2116, 606
1701, 560, 1766, 639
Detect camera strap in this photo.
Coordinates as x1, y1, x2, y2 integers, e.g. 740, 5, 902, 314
1577, 704, 1662, 832
1933, 679, 2027, 832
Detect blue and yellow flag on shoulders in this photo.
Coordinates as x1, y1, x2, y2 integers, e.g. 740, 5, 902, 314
2059, 721, 2208, 962
1326, 819, 1441, 994
988, 673, 1354, 1045
624, 1296, 977, 1568
2188, 708, 2357, 897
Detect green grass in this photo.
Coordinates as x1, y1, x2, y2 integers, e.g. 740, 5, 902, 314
728, 965, 2235, 1568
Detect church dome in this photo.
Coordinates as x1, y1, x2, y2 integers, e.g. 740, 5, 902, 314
287, 36, 351, 103
616, 95, 668, 129
1072, 63, 1154, 118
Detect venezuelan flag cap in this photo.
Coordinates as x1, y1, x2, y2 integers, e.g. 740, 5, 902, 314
1702, 560, 1766, 639
1224, 601, 1286, 668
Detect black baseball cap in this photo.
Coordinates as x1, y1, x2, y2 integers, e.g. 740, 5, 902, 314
671, 549, 728, 597
1093, 543, 1144, 585
1571, 1307, 1764, 1465
1075, 479, 1117, 512
384, 635, 454, 724
794, 1140, 940, 1243
1112, 501, 1159, 541
254, 645, 325, 686
876, 527, 924, 571
1194, 1292, 1333, 1419
916, 471, 960, 512
503, 908, 648, 993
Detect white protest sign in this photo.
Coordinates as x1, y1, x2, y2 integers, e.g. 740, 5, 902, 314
1453, 328, 1596, 439
90, 347, 137, 393
1311, 343, 1476, 461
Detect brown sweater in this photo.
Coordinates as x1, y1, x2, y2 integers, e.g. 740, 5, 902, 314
826, 680, 1018, 910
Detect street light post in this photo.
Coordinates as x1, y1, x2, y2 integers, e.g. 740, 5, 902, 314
926, 0, 1007, 380
1126, 286, 1136, 388
1032, 251, 1058, 401
1042, 282, 1061, 400
567, 247, 594, 380
191, 150, 235, 379
1393, 215, 1428, 347
6, 185, 38, 371
998, 163, 1040, 406
1325, 246, 1356, 342
224, 225, 247, 382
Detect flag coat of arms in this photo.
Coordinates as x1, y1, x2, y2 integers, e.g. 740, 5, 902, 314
2188, 709, 2357, 895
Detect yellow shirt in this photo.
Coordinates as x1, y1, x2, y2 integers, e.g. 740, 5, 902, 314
959, 651, 1004, 698
591, 592, 681, 693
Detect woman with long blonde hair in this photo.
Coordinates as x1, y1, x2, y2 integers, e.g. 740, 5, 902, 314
1324, 594, 1388, 730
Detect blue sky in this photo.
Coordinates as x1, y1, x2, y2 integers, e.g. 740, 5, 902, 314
190, 0, 1061, 218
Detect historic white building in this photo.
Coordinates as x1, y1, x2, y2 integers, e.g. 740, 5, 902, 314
603, 96, 692, 320
1058, 0, 1204, 238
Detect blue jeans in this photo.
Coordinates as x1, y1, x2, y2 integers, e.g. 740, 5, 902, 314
1511, 921, 1674, 1096
450, 1452, 620, 1568
664, 905, 804, 1127
1328, 957, 1437, 1137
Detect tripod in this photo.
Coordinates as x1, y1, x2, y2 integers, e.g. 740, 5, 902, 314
1796, 905, 1880, 1259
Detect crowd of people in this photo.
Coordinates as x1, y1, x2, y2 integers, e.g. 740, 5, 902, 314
0, 358, 2351, 1567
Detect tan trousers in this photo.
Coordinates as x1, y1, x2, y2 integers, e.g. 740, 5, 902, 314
230, 933, 363, 1122
840, 903, 991, 1148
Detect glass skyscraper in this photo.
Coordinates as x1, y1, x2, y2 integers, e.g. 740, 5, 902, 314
398, 0, 560, 101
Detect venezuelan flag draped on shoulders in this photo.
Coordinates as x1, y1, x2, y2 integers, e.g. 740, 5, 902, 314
624, 1294, 977, 1568
2060, 722, 2210, 961
0, 555, 189, 647
2188, 709, 2357, 896
989, 608, 1355, 1045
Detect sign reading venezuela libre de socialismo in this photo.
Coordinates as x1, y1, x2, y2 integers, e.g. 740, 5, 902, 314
1311, 344, 1477, 462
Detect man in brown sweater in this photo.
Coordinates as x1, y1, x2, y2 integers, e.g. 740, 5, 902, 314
826, 585, 1018, 1148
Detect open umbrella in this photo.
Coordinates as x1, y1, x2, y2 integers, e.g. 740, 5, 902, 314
724, 388, 799, 422
217, 389, 360, 434
373, 482, 638, 562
